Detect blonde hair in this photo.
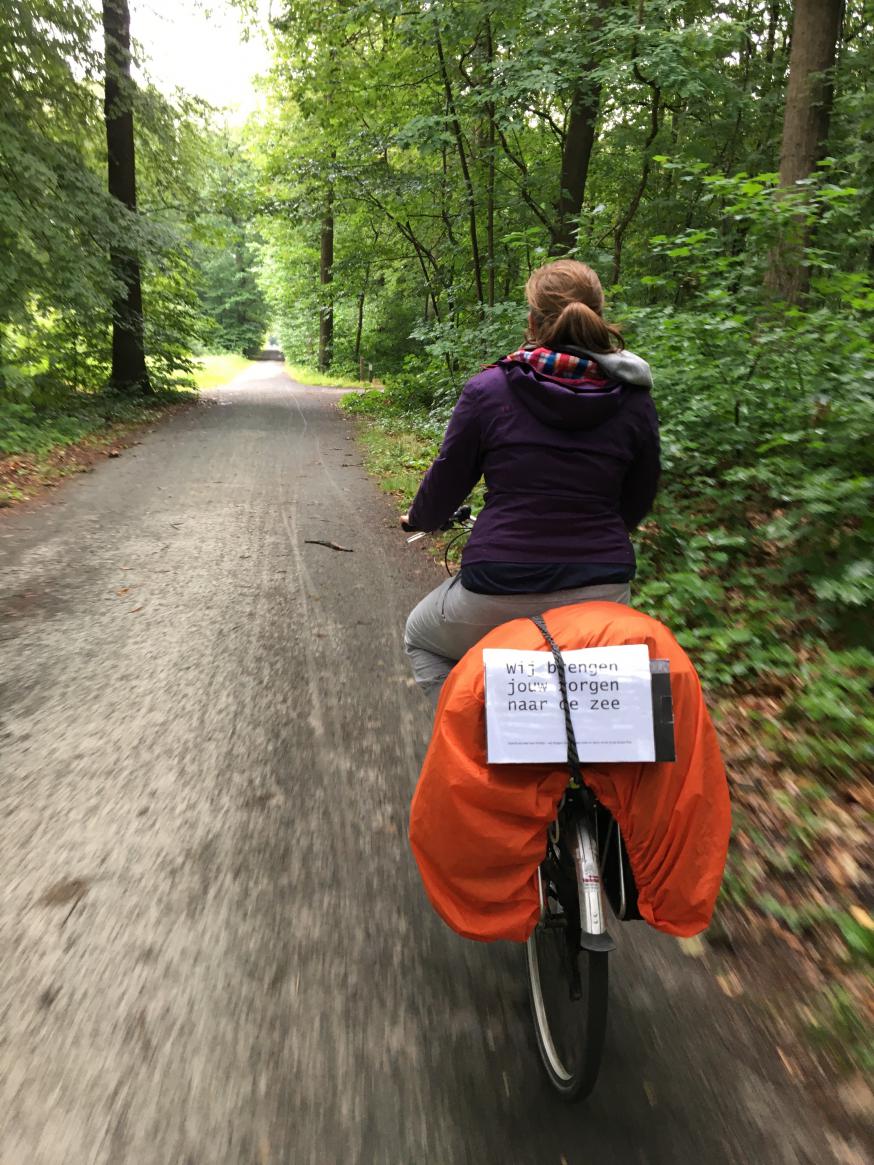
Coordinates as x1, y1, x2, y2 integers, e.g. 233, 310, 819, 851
526, 260, 623, 353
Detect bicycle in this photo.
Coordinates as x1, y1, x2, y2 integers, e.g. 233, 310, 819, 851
524, 611, 643, 1101
404, 506, 644, 1102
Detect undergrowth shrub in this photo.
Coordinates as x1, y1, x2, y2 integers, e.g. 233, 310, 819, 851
0, 391, 191, 458
766, 647, 874, 782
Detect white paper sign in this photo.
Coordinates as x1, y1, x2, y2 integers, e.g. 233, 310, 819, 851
483, 644, 656, 765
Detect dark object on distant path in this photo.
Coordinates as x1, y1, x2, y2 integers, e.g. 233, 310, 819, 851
304, 539, 353, 553
246, 347, 285, 362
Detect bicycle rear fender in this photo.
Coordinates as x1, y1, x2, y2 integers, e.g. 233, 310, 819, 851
571, 817, 617, 953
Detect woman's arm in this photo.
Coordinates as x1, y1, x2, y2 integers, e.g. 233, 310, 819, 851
407, 382, 483, 532
619, 393, 661, 531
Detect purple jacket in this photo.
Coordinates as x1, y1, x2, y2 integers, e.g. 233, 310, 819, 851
407, 350, 660, 570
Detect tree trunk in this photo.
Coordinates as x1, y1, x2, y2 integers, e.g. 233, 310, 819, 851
353, 267, 369, 365
778, 0, 843, 187
103, 0, 150, 393
766, 0, 843, 300
552, 81, 602, 255
435, 28, 485, 309
551, 0, 610, 255
318, 181, 334, 372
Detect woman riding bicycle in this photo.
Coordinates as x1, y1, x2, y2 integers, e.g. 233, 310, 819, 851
403, 258, 660, 702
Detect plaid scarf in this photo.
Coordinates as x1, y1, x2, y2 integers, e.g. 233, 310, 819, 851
505, 346, 611, 386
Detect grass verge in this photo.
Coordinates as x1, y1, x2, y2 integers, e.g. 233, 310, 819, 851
192, 353, 254, 390
286, 363, 372, 389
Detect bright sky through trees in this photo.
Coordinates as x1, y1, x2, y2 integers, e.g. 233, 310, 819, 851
129, 0, 271, 118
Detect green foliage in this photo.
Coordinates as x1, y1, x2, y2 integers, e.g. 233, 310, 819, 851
0, 2, 261, 431
194, 136, 269, 355
836, 913, 874, 967
0, 1, 116, 387
0, 390, 189, 458
198, 242, 268, 354
807, 986, 874, 1076
0, 401, 96, 457
284, 364, 366, 389
348, 418, 440, 499
768, 648, 874, 783
586, 167, 872, 713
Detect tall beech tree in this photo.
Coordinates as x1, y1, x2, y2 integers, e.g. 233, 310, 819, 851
778, 0, 845, 190
102, 0, 150, 392
767, 0, 845, 300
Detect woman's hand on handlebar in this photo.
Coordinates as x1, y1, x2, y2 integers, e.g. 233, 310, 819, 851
402, 505, 474, 536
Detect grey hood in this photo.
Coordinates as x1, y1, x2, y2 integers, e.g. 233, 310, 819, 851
579, 348, 654, 388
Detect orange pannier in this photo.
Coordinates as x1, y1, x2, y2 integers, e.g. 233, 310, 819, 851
409, 602, 730, 942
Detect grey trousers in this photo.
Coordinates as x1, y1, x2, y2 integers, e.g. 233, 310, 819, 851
404, 576, 631, 701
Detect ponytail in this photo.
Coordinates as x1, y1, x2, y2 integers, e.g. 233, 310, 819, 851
536, 300, 623, 353
526, 260, 623, 354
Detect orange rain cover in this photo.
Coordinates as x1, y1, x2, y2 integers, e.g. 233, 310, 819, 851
409, 602, 730, 942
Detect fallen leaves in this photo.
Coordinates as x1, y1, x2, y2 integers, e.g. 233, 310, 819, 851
677, 936, 707, 958
835, 1074, 874, 1122
715, 971, 744, 998
712, 693, 874, 1082
849, 906, 873, 930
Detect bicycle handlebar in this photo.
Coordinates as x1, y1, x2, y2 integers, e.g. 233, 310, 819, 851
404, 505, 475, 543
442, 505, 472, 530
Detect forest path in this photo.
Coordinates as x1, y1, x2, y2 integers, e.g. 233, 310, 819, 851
0, 362, 837, 1164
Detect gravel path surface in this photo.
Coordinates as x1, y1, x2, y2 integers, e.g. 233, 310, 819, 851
0, 363, 840, 1164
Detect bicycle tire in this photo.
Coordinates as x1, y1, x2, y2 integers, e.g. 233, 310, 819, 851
526, 904, 609, 1100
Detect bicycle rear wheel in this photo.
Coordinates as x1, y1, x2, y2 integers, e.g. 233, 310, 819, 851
527, 923, 608, 1100
526, 866, 609, 1100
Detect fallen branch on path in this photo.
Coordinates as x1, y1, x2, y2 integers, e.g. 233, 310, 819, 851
304, 539, 353, 553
